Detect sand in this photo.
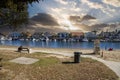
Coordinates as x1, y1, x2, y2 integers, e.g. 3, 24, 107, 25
0, 45, 120, 61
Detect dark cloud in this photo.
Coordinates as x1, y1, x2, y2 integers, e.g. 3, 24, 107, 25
82, 15, 96, 21
31, 13, 59, 26
89, 24, 108, 30
69, 16, 81, 22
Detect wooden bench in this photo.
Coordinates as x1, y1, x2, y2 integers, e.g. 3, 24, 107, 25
18, 46, 30, 53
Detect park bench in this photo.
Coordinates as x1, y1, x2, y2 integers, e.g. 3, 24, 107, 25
18, 46, 30, 53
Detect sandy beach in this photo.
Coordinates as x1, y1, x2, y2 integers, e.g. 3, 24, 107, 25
0, 45, 120, 62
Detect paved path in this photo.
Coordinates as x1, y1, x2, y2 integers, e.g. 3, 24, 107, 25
82, 55, 120, 78
0, 48, 120, 78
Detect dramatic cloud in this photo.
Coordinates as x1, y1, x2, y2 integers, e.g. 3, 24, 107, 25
69, 16, 81, 22
28, 0, 120, 32
31, 13, 59, 26
82, 15, 96, 21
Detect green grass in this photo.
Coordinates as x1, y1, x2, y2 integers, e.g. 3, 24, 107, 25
81, 57, 98, 63
33, 57, 60, 66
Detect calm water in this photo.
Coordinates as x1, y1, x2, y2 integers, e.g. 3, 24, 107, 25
0, 40, 120, 49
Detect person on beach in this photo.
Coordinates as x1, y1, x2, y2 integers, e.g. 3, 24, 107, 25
108, 48, 113, 51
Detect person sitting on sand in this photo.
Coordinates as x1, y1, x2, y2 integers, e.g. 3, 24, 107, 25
108, 48, 113, 51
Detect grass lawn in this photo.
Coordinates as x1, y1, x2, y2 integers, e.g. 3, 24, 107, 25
0, 50, 118, 80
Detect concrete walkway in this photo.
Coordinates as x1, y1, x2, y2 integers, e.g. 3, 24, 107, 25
82, 55, 120, 78
0, 47, 120, 78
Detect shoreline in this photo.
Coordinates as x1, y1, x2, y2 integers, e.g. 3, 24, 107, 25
1, 45, 120, 52
0, 45, 120, 62
0, 44, 94, 49
0, 44, 120, 51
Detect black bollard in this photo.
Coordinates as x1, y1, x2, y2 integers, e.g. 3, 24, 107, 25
0, 58, 2, 70
74, 52, 82, 63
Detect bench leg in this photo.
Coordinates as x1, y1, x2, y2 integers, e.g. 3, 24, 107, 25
0, 65, 2, 70
28, 50, 29, 53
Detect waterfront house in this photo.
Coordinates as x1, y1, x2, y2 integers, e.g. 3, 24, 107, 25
43, 32, 55, 41
32, 32, 43, 39
43, 32, 53, 37
71, 32, 84, 37
57, 32, 70, 39
117, 30, 120, 39
85, 32, 97, 40
8, 32, 21, 40
70, 32, 84, 41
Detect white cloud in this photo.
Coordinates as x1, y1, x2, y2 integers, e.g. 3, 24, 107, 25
55, 0, 68, 5
81, 0, 103, 9
103, 0, 120, 7
81, 0, 117, 17
81, 19, 99, 26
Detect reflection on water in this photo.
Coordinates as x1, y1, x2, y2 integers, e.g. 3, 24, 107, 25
0, 40, 120, 49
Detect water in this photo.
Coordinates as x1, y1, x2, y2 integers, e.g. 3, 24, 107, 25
0, 40, 120, 49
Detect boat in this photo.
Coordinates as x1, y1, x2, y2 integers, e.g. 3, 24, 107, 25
82, 38, 88, 42
0, 37, 6, 40
7, 37, 12, 41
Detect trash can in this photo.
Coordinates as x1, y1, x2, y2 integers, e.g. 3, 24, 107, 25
74, 52, 82, 63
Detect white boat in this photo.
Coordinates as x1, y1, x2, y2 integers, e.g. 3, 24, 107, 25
100, 39, 106, 42
7, 37, 12, 41
63, 39, 66, 42
82, 38, 88, 42
19, 38, 24, 41
32, 38, 36, 41
46, 37, 49, 41
0, 37, 6, 40
70, 38, 76, 42
54, 39, 57, 42
35, 39, 39, 41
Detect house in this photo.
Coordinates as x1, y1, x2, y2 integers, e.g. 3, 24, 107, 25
85, 32, 97, 39
32, 32, 43, 39
8, 32, 21, 40
57, 32, 70, 39
71, 32, 84, 37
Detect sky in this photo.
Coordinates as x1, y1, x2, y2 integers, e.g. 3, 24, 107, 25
28, 0, 120, 32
